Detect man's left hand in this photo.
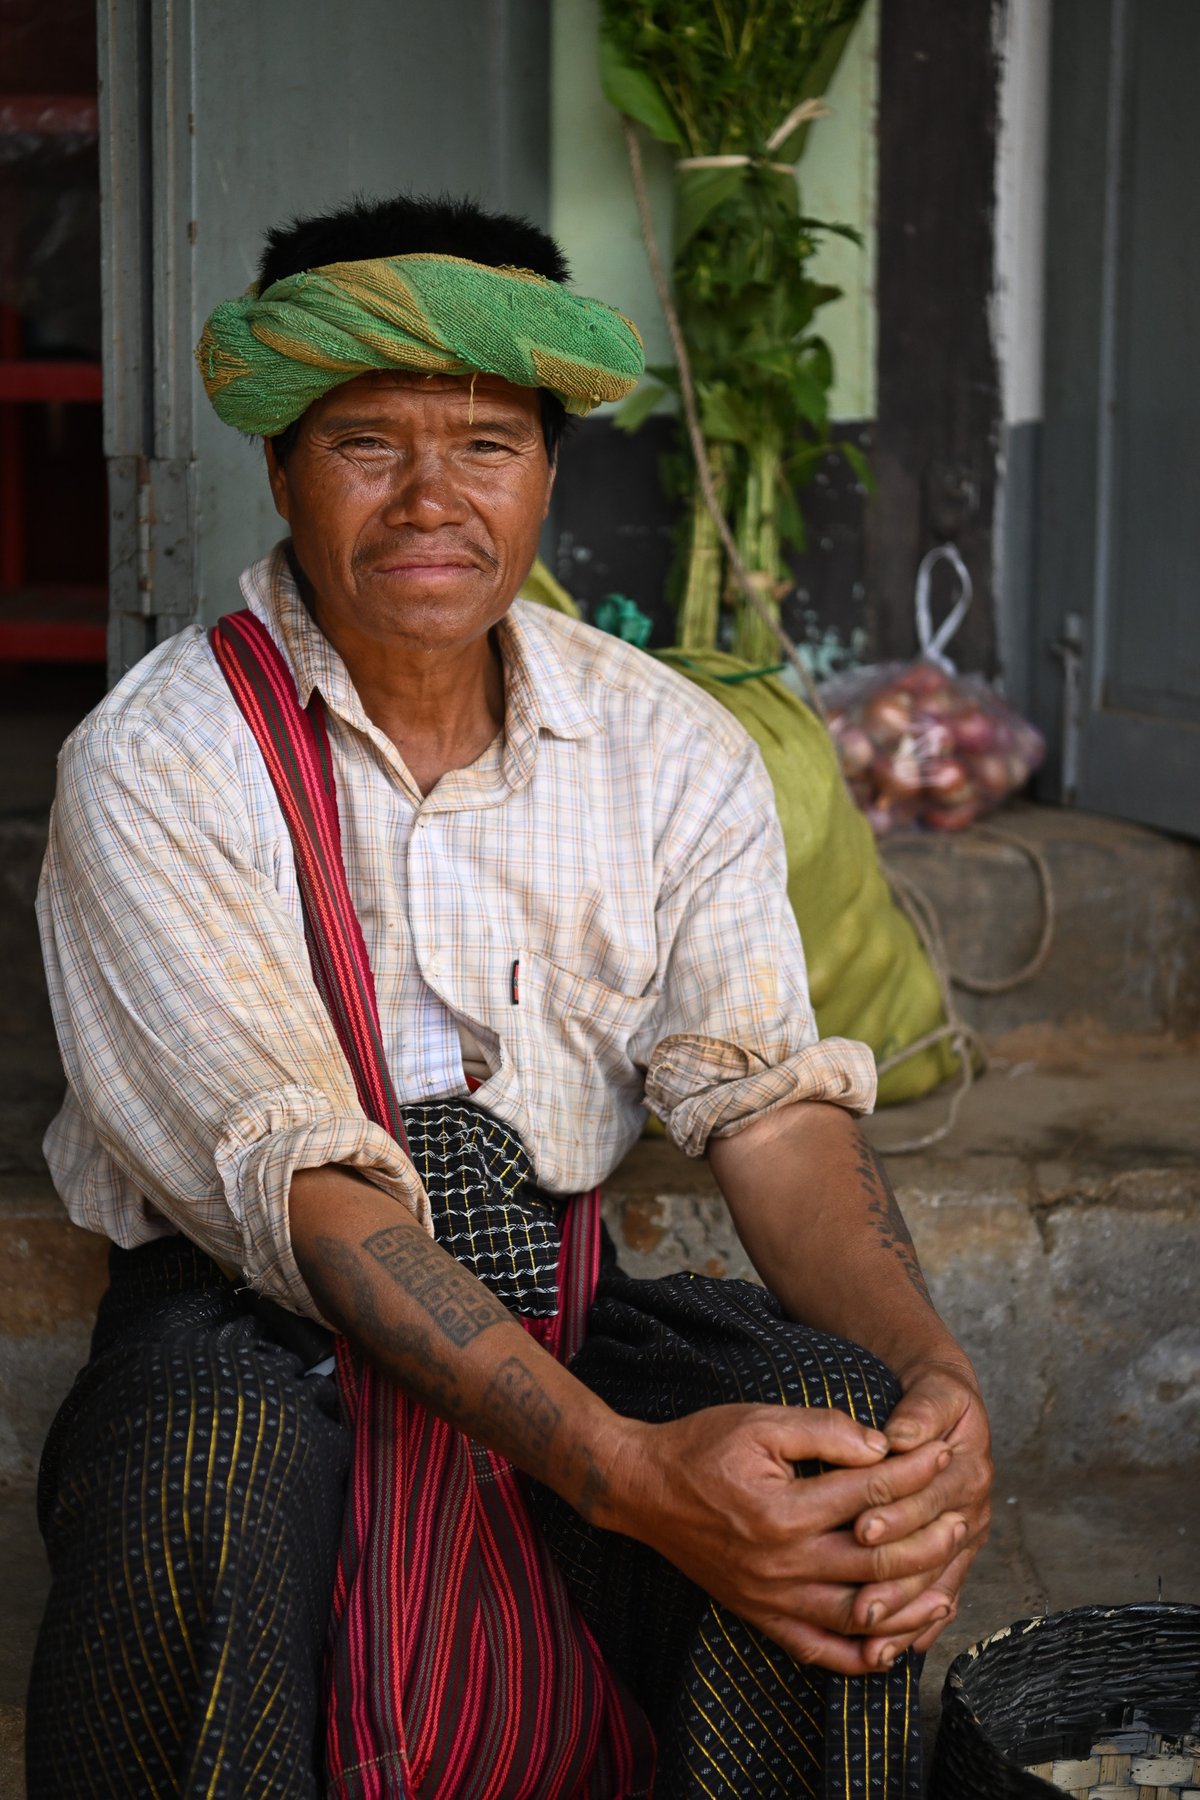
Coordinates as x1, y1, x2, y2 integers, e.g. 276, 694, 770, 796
845, 1356, 993, 1663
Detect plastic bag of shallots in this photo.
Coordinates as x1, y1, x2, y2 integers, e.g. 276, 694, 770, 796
819, 546, 1044, 836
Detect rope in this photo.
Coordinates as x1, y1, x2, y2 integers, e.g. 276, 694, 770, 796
942, 824, 1056, 994
874, 859, 986, 1154
874, 825, 1056, 1152
620, 114, 1058, 1150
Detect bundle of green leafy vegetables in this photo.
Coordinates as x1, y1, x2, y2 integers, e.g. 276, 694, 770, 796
599, 0, 869, 660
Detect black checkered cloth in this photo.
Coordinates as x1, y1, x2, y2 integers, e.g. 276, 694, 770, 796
401, 1098, 563, 1317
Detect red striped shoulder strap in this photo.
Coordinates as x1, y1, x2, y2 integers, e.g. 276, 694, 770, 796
209, 608, 410, 1154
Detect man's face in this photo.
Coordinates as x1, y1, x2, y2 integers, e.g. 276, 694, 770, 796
266, 370, 555, 654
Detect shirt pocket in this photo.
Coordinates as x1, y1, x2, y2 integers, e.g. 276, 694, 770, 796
509, 950, 661, 1180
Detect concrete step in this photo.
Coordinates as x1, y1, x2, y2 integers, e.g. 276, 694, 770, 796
880, 800, 1200, 1038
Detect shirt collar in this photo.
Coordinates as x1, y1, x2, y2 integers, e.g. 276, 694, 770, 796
237, 542, 604, 771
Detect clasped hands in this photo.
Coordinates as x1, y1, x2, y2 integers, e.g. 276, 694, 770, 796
606, 1357, 992, 1677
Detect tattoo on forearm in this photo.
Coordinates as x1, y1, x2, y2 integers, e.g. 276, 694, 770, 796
302, 1230, 595, 1494
364, 1224, 508, 1347
306, 1234, 466, 1416
853, 1129, 933, 1307
477, 1356, 561, 1461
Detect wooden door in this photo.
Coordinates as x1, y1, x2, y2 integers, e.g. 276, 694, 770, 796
1034, 0, 1200, 837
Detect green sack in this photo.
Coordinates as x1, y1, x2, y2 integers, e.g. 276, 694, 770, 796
518, 563, 957, 1104
653, 649, 959, 1105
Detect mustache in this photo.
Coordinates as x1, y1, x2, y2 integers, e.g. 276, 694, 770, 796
355, 533, 499, 573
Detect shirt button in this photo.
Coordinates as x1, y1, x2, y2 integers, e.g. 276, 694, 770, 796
426, 953, 443, 980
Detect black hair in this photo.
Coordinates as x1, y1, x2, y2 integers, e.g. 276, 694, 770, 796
261, 192, 570, 463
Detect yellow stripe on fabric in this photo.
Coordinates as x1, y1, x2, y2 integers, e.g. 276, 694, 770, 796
315, 260, 453, 344
530, 346, 635, 407
181, 1383, 199, 1598
250, 322, 368, 374
225, 1383, 305, 1788
76, 1634, 126, 1799
110, 1433, 168, 1794
740, 1625, 825, 1746
865, 1687, 871, 1799
685, 1642, 792, 1799
160, 1379, 199, 1683
680, 1722, 732, 1800
241, 1585, 288, 1715
123, 1419, 183, 1765
353, 329, 460, 371
243, 1663, 291, 1790
882, 1675, 889, 1800
199, 1378, 301, 1795
901, 1657, 911, 1800
850, 1351, 882, 1429
194, 326, 250, 394
694, 1622, 818, 1796
195, 1388, 245, 1795
708, 1613, 821, 1774
142, 1380, 190, 1718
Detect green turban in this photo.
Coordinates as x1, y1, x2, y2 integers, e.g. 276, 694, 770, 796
195, 252, 644, 435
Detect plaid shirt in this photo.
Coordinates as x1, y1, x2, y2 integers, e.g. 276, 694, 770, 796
38, 546, 876, 1320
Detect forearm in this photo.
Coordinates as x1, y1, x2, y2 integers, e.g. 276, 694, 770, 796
289, 1166, 625, 1523
708, 1101, 971, 1382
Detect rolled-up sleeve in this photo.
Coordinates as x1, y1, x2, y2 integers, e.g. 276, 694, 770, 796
38, 723, 430, 1320
643, 732, 877, 1157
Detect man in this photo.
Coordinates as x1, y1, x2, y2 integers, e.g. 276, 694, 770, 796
28, 194, 990, 1798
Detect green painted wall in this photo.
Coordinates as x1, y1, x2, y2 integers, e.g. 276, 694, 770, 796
549, 0, 879, 421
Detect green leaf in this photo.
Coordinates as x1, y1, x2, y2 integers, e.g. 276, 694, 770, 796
786, 444, 829, 486
787, 365, 829, 427
774, 481, 808, 555
598, 33, 684, 145
674, 166, 746, 253
612, 380, 669, 434
698, 383, 758, 446
799, 215, 864, 247
837, 439, 875, 489
805, 337, 834, 391
809, 282, 843, 311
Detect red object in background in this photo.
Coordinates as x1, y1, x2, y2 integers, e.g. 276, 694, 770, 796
0, 1, 107, 663
0, 305, 106, 662
0, 359, 103, 403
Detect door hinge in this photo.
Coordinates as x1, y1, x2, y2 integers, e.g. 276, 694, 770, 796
107, 454, 196, 679
1051, 611, 1086, 806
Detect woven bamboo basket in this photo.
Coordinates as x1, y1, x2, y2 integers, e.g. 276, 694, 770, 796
928, 1604, 1200, 1799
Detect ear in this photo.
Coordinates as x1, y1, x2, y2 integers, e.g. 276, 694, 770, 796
264, 438, 291, 523
541, 452, 558, 523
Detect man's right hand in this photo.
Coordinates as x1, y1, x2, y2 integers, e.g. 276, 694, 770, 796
600, 1404, 965, 1676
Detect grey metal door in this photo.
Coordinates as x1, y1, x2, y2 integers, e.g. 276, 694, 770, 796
1034, 0, 1200, 838
98, 0, 550, 679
